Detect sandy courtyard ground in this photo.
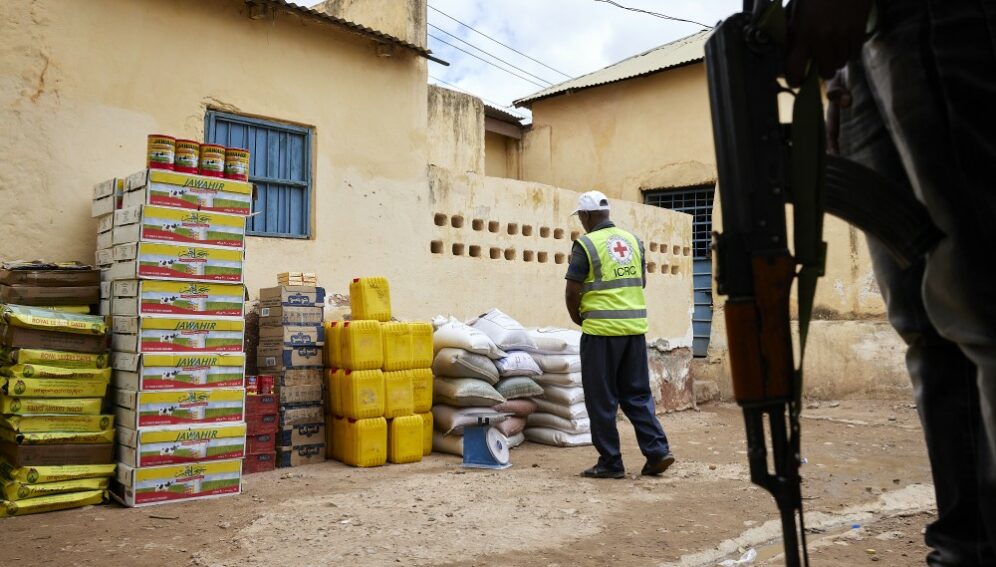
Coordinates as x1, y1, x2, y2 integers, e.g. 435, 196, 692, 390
3, 401, 936, 566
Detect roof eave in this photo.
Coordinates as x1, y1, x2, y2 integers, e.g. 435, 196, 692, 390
249, 0, 448, 65
513, 57, 703, 109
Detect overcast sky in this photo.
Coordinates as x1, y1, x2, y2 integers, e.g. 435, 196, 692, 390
424, 0, 740, 113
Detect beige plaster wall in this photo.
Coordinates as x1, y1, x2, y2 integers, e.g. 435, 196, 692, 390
484, 131, 511, 179
427, 167, 693, 342
0, 0, 432, 314
314, 0, 427, 49
519, 62, 907, 398
427, 85, 484, 174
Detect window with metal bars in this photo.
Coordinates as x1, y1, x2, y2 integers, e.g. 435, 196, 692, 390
643, 185, 715, 258
205, 111, 312, 238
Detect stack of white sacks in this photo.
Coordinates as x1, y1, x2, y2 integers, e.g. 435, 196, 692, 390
524, 328, 592, 447
430, 309, 544, 455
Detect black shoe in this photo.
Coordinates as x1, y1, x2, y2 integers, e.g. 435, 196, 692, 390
581, 464, 625, 479
641, 454, 676, 476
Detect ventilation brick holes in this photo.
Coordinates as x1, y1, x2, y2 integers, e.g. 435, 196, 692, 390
434, 213, 447, 227
523, 250, 535, 262
540, 227, 551, 238
430, 240, 443, 254
504, 248, 516, 261
538, 252, 549, 263
469, 245, 481, 258
490, 247, 501, 260
570, 231, 580, 241
522, 225, 533, 236
554, 229, 565, 239
683, 246, 691, 256
488, 221, 499, 233
672, 245, 680, 255
507, 223, 519, 235
650, 242, 658, 252
647, 262, 657, 273
670, 265, 680, 275
451, 215, 464, 229
451, 243, 465, 256
555, 253, 566, 264
472, 219, 484, 231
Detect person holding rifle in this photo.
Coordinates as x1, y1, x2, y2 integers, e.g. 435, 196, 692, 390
791, 1, 996, 564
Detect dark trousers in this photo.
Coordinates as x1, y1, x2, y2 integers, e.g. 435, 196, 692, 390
838, 2, 996, 564
579, 333, 670, 470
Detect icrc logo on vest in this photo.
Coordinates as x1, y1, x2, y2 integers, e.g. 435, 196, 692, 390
605, 235, 634, 265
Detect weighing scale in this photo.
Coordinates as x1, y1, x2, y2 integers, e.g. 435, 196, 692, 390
461, 414, 511, 470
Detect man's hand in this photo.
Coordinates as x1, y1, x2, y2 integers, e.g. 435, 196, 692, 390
565, 280, 583, 327
825, 69, 852, 155
785, 0, 872, 86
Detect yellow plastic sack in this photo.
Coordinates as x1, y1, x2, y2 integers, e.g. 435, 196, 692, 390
0, 462, 116, 484
1, 377, 108, 398
0, 304, 107, 336
1, 364, 111, 380
0, 348, 108, 369
0, 396, 103, 415
3, 477, 109, 501
0, 428, 115, 445
0, 489, 105, 517
1, 414, 113, 433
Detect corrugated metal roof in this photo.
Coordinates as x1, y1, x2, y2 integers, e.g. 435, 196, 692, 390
483, 102, 525, 125
251, 0, 447, 64
514, 30, 709, 108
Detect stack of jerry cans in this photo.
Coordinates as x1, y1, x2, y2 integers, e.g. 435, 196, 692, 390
103, 168, 252, 506
256, 285, 326, 468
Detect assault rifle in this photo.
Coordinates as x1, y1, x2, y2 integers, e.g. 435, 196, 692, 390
705, 2, 942, 566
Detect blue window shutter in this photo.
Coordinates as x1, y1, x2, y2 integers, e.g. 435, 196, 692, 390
204, 111, 311, 238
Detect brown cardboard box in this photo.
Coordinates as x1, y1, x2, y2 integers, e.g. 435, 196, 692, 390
0, 285, 100, 306
0, 324, 108, 354
277, 443, 325, 467
0, 269, 100, 287
0, 442, 114, 466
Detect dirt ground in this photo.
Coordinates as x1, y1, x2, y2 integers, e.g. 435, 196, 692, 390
4, 400, 936, 567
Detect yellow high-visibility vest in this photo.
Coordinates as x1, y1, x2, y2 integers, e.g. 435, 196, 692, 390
577, 226, 648, 336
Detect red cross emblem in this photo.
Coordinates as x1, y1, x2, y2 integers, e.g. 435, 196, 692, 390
606, 235, 635, 265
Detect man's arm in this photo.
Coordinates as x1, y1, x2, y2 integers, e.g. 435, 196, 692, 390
565, 279, 583, 326
564, 241, 589, 327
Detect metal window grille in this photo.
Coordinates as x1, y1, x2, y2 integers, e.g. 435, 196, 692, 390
205, 111, 312, 238
645, 185, 716, 357
643, 186, 714, 259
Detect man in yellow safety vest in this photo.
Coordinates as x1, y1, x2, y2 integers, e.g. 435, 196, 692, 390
564, 190, 675, 479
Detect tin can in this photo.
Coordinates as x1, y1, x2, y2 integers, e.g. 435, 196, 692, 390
257, 375, 274, 396
174, 139, 200, 173
147, 134, 175, 170
224, 147, 251, 181
199, 144, 226, 177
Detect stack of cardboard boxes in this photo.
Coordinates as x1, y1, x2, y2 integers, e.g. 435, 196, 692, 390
257, 278, 326, 468
0, 262, 116, 517
93, 166, 254, 506
242, 376, 277, 474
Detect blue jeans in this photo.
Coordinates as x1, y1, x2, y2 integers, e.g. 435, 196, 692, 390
837, 1, 996, 564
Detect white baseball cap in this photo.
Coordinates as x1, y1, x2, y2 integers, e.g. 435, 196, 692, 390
573, 190, 610, 214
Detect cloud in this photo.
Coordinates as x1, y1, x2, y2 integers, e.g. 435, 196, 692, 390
426, 0, 740, 110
